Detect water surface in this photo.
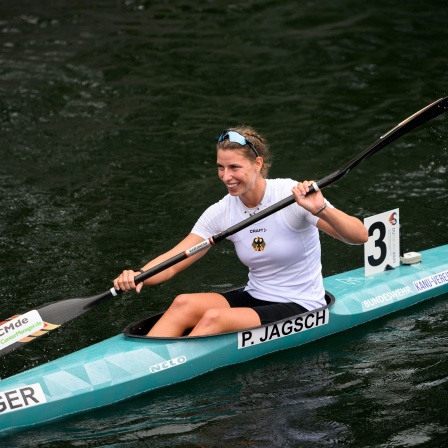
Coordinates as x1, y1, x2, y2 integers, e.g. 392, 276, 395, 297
1, 1, 447, 446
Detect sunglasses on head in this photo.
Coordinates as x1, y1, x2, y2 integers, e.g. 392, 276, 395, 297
217, 130, 260, 158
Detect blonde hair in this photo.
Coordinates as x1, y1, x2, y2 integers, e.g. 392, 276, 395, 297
216, 126, 272, 178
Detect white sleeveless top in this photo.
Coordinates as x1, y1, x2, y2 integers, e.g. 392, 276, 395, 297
191, 178, 328, 311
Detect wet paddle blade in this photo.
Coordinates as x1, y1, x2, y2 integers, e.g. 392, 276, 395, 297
0, 290, 114, 357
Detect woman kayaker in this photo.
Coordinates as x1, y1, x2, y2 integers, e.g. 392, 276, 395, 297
114, 127, 368, 337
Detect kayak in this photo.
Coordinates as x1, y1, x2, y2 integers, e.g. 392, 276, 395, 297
0, 244, 447, 435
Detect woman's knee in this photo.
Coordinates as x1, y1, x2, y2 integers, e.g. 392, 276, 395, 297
196, 308, 223, 331
168, 294, 201, 319
170, 293, 192, 310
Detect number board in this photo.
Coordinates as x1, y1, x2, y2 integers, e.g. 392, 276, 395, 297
364, 209, 400, 276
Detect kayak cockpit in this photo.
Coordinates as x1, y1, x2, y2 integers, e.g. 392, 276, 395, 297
124, 311, 165, 337
123, 291, 335, 339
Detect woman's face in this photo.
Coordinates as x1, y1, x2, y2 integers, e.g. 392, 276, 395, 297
216, 149, 262, 197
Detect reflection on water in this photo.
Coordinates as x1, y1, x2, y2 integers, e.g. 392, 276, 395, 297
0, 0, 447, 446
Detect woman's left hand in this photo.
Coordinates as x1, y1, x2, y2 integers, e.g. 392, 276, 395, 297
294, 181, 369, 244
292, 180, 325, 215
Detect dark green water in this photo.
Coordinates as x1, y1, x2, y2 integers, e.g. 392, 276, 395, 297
1, 1, 447, 446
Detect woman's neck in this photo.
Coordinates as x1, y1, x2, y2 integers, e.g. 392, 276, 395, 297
240, 178, 267, 209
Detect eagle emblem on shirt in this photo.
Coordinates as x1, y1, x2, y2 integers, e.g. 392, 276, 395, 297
252, 237, 266, 251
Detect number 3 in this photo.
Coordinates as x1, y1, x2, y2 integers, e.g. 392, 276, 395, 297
367, 221, 387, 267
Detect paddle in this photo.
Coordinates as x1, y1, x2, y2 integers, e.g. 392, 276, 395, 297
1, 96, 447, 357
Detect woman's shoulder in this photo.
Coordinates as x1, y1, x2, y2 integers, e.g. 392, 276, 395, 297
192, 194, 235, 237
267, 177, 297, 185
201, 193, 236, 216
266, 178, 297, 193
263, 178, 296, 206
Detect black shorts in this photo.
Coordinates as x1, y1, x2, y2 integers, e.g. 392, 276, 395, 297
220, 288, 308, 325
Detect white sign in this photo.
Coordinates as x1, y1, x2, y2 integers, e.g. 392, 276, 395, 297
0, 310, 44, 351
0, 383, 47, 414
364, 209, 400, 276
413, 270, 448, 292
238, 308, 329, 349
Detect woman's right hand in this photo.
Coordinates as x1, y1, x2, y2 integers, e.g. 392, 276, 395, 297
113, 270, 144, 293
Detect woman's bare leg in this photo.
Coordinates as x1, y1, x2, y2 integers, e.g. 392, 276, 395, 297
147, 292, 231, 337
189, 307, 261, 336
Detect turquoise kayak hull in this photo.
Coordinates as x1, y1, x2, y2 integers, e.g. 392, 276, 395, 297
1, 245, 447, 435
